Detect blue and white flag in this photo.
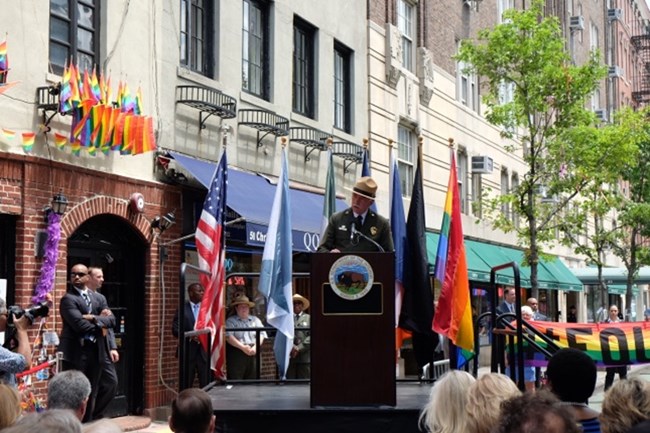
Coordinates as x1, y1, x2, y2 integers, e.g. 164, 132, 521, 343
361, 146, 377, 212
390, 147, 407, 324
258, 146, 294, 379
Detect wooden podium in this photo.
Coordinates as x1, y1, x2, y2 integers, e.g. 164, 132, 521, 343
310, 252, 395, 407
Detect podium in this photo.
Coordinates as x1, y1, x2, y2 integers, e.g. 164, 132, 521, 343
310, 252, 395, 407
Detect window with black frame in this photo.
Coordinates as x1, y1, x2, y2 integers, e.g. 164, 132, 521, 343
180, 0, 214, 77
292, 17, 316, 119
49, 0, 99, 75
242, 0, 269, 100
334, 42, 352, 133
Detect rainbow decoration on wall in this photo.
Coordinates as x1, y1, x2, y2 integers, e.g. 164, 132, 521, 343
58, 62, 156, 156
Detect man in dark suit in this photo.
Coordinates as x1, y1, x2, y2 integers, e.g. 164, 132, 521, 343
86, 266, 118, 419
59, 263, 116, 423
318, 176, 394, 253
498, 287, 517, 315
172, 283, 209, 388
527, 297, 548, 321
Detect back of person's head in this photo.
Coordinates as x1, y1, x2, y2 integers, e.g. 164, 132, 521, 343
47, 370, 92, 420
418, 370, 476, 433
495, 390, 580, 433
0, 383, 21, 429
466, 373, 521, 433
169, 388, 214, 433
546, 348, 597, 403
600, 377, 650, 433
4, 409, 82, 433
82, 419, 123, 433
0, 297, 6, 315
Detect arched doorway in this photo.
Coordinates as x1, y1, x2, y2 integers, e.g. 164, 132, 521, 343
67, 214, 147, 416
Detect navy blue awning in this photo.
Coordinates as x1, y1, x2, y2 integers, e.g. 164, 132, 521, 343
169, 151, 347, 252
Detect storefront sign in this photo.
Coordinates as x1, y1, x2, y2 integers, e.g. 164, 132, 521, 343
246, 222, 321, 252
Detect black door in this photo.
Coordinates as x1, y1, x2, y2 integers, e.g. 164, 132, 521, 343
68, 214, 146, 416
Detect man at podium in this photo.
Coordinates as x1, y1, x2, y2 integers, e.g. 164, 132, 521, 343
318, 176, 394, 253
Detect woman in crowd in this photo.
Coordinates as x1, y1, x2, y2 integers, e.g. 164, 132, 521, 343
418, 370, 475, 433
466, 373, 521, 433
600, 377, 650, 433
0, 383, 21, 429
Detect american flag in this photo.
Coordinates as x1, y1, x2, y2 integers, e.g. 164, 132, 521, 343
194, 151, 228, 380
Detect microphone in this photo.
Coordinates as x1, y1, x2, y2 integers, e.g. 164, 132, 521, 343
350, 221, 357, 241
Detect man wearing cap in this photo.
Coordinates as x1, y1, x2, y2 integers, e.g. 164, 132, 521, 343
318, 176, 394, 253
287, 294, 310, 379
225, 294, 267, 380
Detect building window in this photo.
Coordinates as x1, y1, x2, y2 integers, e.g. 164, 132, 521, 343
472, 172, 483, 218
501, 168, 510, 219
457, 43, 479, 113
334, 42, 352, 133
243, 0, 269, 100
397, 125, 415, 197
397, 0, 414, 72
293, 17, 316, 118
458, 150, 468, 214
49, 0, 99, 75
180, 0, 214, 77
497, 0, 514, 23
590, 22, 599, 51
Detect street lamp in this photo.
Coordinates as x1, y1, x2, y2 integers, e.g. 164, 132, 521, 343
151, 211, 176, 234
51, 192, 69, 215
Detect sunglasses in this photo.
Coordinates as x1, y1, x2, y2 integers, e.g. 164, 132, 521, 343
71, 272, 88, 277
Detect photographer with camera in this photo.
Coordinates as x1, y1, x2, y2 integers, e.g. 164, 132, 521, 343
0, 297, 32, 385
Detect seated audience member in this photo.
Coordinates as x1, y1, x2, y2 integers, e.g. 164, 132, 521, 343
545, 348, 600, 433
627, 420, 650, 433
169, 388, 215, 433
0, 383, 21, 429
505, 305, 536, 392
466, 373, 521, 433
600, 377, 650, 433
3, 408, 82, 433
418, 370, 476, 433
495, 390, 581, 433
47, 370, 92, 421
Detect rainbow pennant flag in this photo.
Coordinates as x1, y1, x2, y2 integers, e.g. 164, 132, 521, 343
2, 128, 16, 140
21, 132, 35, 153
54, 132, 68, 150
0, 38, 8, 84
432, 151, 474, 354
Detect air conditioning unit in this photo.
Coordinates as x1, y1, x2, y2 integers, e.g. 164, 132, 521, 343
594, 109, 608, 121
569, 16, 584, 30
471, 156, 494, 174
608, 65, 624, 78
541, 194, 559, 204
607, 8, 622, 21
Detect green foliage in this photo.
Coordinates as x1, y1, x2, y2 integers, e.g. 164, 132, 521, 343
456, 0, 608, 289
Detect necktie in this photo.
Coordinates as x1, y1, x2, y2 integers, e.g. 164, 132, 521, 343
509, 304, 514, 313
356, 215, 363, 228
193, 303, 199, 320
82, 292, 92, 313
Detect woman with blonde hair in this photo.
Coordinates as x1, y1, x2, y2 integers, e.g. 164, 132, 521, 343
600, 377, 650, 433
0, 383, 21, 429
466, 373, 521, 433
418, 370, 476, 433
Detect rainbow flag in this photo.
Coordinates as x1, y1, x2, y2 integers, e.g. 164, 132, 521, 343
22, 132, 35, 153
432, 152, 474, 353
54, 132, 67, 150
2, 128, 15, 140
0, 38, 8, 84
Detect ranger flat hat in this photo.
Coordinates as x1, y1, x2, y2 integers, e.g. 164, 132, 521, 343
229, 294, 255, 308
346, 176, 377, 200
292, 293, 310, 310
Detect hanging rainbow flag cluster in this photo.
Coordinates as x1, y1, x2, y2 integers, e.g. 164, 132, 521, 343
57, 62, 156, 156
0, 37, 18, 95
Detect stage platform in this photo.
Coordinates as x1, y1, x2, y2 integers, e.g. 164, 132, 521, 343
206, 382, 431, 433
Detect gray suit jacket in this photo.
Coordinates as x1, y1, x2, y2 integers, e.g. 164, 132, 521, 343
318, 208, 394, 252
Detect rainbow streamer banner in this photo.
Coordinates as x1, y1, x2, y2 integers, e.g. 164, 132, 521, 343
432, 152, 474, 353
21, 132, 35, 153
0, 38, 7, 84
513, 321, 650, 367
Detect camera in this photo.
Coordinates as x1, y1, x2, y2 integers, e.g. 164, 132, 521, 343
7, 301, 50, 326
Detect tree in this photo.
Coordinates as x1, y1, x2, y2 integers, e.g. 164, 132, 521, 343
559, 113, 638, 320
609, 107, 650, 320
456, 0, 607, 295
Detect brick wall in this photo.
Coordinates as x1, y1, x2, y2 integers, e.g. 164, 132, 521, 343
0, 151, 183, 412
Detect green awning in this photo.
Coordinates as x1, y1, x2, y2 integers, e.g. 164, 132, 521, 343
607, 284, 639, 295
425, 232, 583, 291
